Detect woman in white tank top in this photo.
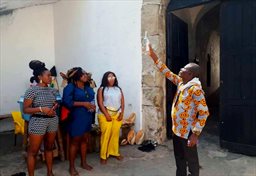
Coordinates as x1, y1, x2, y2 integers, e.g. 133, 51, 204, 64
97, 71, 125, 164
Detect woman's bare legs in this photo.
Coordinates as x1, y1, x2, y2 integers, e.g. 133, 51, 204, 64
69, 136, 81, 176
80, 132, 93, 170
44, 132, 57, 176
27, 134, 44, 176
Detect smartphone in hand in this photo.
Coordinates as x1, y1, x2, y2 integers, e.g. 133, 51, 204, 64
52, 102, 59, 111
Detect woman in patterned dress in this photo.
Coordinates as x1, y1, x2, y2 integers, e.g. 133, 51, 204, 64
23, 60, 59, 176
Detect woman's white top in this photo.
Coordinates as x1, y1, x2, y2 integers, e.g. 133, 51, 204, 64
98, 86, 122, 114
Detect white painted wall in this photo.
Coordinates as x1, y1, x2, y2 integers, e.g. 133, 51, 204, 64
0, 5, 55, 114
53, 0, 143, 130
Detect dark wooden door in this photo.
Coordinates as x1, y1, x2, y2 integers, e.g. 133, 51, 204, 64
166, 13, 188, 138
220, 0, 256, 155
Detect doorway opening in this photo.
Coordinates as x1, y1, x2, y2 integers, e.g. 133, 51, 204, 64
166, 1, 221, 138
166, 0, 256, 156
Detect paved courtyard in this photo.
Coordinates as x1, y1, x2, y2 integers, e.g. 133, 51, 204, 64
0, 118, 255, 176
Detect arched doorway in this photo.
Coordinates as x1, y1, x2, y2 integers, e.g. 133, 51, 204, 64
166, 0, 256, 155
195, 5, 220, 135
166, 0, 220, 139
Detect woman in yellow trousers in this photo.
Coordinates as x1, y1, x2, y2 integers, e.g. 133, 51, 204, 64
97, 71, 125, 164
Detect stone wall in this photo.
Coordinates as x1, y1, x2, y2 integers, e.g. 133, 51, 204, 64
141, 0, 170, 143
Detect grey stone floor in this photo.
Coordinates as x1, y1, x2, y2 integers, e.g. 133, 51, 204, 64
0, 118, 255, 176
0, 132, 255, 176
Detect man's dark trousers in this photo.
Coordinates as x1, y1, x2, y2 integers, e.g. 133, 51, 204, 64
173, 133, 199, 176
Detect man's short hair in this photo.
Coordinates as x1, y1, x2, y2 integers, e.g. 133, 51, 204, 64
187, 63, 200, 78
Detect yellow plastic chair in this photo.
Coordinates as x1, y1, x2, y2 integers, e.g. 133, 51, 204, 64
11, 111, 25, 146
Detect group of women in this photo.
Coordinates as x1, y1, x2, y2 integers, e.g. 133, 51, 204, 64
23, 60, 125, 176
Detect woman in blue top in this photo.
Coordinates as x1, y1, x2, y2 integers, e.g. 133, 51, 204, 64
62, 67, 95, 176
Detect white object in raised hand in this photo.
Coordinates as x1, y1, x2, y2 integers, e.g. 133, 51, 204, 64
142, 31, 150, 55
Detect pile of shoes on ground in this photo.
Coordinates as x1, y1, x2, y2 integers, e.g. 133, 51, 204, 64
137, 140, 158, 152
120, 112, 158, 152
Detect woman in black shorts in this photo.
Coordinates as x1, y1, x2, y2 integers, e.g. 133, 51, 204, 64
23, 60, 59, 176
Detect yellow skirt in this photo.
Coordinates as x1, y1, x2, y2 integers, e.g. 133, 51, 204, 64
98, 111, 122, 160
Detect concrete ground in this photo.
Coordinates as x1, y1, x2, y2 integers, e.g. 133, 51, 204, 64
0, 118, 255, 176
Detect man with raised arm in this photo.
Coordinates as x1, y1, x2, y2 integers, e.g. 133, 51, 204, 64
148, 45, 209, 176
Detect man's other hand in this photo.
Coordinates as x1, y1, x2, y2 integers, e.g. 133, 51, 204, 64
187, 133, 198, 147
